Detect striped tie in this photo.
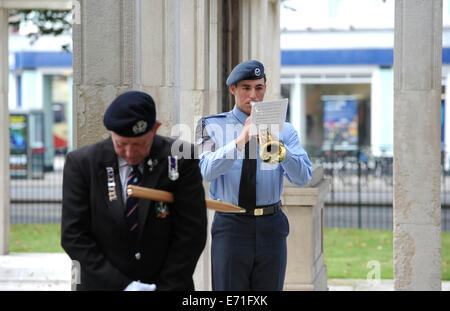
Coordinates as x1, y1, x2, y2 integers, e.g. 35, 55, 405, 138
126, 165, 142, 231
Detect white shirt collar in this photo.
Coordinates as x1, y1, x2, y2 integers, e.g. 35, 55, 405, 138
118, 156, 143, 172
117, 156, 128, 168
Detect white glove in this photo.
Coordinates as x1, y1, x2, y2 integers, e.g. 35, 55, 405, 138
124, 281, 156, 291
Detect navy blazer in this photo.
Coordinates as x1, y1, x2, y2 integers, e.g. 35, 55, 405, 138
61, 135, 207, 290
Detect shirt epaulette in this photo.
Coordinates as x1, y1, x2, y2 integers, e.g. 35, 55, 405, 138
203, 112, 229, 120
196, 112, 229, 146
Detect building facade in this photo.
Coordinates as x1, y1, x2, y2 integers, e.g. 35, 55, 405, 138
8, 33, 72, 172
280, 0, 450, 166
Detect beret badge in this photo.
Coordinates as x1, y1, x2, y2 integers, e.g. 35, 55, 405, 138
132, 120, 148, 135
225, 60, 265, 86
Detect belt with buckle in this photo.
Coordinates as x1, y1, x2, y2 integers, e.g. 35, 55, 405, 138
243, 201, 281, 216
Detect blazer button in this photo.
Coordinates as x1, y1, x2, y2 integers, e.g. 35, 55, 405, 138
135, 252, 141, 260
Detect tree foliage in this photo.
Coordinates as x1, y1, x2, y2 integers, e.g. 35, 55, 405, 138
8, 10, 72, 52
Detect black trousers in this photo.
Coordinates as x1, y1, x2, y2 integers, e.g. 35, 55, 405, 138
211, 210, 289, 291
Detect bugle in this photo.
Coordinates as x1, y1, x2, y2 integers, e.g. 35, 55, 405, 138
258, 129, 286, 164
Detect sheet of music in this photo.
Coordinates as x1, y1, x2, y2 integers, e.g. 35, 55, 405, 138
250, 98, 288, 134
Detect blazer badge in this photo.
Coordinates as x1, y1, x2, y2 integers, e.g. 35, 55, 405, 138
154, 201, 170, 219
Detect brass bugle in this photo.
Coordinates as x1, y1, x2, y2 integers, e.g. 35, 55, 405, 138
258, 129, 286, 164
126, 185, 246, 213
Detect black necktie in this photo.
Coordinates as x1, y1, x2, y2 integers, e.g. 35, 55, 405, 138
125, 165, 142, 231
238, 138, 257, 210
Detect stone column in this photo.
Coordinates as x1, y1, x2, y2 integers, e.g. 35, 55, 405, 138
73, 0, 140, 147
282, 167, 329, 291
74, 0, 220, 145
240, 0, 281, 101
393, 0, 442, 291
73, 0, 222, 290
0, 8, 10, 255
134, 0, 221, 140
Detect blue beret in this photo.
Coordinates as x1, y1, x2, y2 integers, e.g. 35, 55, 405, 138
103, 91, 156, 137
226, 60, 265, 86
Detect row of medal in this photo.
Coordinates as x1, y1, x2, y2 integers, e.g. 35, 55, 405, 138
107, 156, 179, 202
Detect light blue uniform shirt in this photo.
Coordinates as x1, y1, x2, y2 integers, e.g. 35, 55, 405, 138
198, 106, 312, 207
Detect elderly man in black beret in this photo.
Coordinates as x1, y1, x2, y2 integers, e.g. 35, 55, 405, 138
61, 91, 207, 291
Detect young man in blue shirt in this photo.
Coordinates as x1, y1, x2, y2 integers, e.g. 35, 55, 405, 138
196, 60, 312, 291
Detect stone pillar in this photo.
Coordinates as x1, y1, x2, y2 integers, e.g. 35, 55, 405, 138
0, 8, 10, 255
73, 0, 222, 290
281, 167, 329, 291
74, 0, 220, 145
393, 0, 442, 291
240, 0, 280, 101
97, 0, 222, 141
73, 0, 141, 147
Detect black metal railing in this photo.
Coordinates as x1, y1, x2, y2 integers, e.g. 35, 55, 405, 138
9, 150, 450, 232
312, 147, 449, 232
10, 155, 64, 224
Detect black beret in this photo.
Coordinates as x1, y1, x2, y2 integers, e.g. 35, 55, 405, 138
226, 60, 265, 86
103, 91, 156, 137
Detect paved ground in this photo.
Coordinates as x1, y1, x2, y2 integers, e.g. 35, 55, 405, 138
328, 278, 450, 291
0, 253, 72, 290
1, 253, 450, 291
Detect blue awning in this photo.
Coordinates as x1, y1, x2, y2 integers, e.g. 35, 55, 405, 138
11, 51, 72, 70
282, 48, 450, 66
